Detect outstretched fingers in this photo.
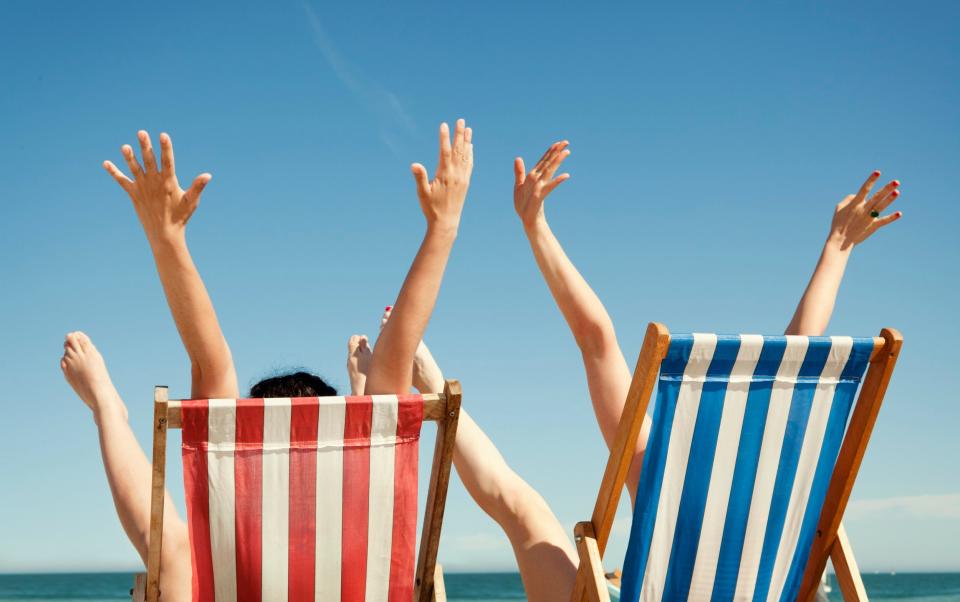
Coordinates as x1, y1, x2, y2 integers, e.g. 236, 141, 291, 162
867, 211, 903, 235
529, 141, 560, 177
542, 144, 571, 180
159, 132, 177, 177
103, 161, 134, 192
542, 172, 571, 196
464, 126, 474, 168
411, 163, 431, 196
437, 122, 452, 170
531, 141, 569, 180
866, 180, 901, 213
121, 145, 144, 179
183, 174, 212, 208
514, 157, 526, 187
452, 118, 466, 158
137, 131, 159, 173
853, 170, 882, 203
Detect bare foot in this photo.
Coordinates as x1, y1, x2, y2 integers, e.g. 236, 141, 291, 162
346, 334, 373, 395
60, 332, 127, 421
380, 306, 444, 393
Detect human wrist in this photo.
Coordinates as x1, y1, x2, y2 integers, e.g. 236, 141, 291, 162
426, 219, 459, 240
149, 232, 193, 268
148, 229, 188, 254
823, 233, 854, 258
522, 212, 548, 235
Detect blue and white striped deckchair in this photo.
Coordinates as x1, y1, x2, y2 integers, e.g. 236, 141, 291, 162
571, 323, 902, 602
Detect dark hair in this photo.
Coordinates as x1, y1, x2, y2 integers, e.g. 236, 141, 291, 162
249, 371, 337, 398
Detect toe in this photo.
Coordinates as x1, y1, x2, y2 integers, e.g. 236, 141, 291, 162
76, 331, 93, 350
65, 333, 82, 353
347, 335, 361, 352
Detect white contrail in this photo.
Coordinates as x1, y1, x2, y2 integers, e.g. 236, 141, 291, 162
302, 3, 416, 156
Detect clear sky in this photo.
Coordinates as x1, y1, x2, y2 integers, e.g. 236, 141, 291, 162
1, 1, 957, 574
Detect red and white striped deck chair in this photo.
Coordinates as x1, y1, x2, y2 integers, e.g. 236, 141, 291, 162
133, 380, 462, 602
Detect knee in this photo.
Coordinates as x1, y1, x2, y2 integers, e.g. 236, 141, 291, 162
489, 477, 553, 537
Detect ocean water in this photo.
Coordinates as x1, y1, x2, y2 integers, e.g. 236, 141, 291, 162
0, 571, 958, 601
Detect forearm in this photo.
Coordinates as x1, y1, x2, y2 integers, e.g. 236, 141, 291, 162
366, 225, 456, 395
150, 236, 238, 398
785, 238, 852, 336
524, 218, 618, 355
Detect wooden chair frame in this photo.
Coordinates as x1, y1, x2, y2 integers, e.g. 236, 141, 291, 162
570, 323, 902, 602
135, 380, 462, 602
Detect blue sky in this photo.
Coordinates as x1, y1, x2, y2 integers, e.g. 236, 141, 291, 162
1, 1, 958, 573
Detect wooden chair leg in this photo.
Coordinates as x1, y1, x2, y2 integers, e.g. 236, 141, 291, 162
830, 524, 868, 601
130, 573, 147, 601
415, 380, 462, 602
146, 387, 169, 602
572, 323, 670, 602
575, 522, 611, 602
798, 329, 901, 601
432, 563, 447, 602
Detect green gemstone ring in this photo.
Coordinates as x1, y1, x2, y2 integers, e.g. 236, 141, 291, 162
870, 210, 880, 218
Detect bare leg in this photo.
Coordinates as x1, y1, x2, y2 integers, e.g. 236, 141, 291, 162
453, 410, 578, 601
360, 314, 579, 600
61, 332, 191, 601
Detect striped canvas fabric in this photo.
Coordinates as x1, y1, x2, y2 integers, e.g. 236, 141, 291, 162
620, 334, 874, 602
181, 394, 424, 602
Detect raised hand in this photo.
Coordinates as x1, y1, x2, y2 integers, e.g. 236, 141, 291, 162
827, 170, 903, 251
103, 131, 211, 245
103, 130, 237, 400
411, 119, 473, 232
514, 141, 571, 229
785, 171, 905, 337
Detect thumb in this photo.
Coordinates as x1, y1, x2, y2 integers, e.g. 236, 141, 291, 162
184, 173, 212, 207
411, 163, 430, 196
514, 157, 525, 187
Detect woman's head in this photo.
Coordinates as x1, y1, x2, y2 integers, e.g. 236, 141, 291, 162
249, 371, 337, 398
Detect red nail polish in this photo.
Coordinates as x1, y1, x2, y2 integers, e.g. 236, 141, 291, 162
385, 306, 393, 311
892, 189, 900, 196
872, 170, 881, 177
892, 180, 900, 187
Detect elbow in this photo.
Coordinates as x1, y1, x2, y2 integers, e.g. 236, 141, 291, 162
190, 358, 238, 399
571, 318, 619, 358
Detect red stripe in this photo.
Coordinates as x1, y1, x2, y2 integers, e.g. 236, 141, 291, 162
234, 398, 264, 602
388, 395, 425, 601
181, 399, 215, 602
341, 395, 373, 602
288, 397, 319, 600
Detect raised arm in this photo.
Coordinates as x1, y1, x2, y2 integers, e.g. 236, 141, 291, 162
104, 131, 239, 399
364, 120, 473, 396
515, 141, 632, 452
785, 171, 903, 336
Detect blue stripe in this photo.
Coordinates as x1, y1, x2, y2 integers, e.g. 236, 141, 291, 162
663, 335, 742, 600
752, 338, 834, 602
620, 335, 696, 602
778, 338, 874, 601
710, 337, 787, 602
